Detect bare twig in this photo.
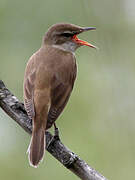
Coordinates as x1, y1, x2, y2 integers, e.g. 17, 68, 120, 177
0, 80, 107, 180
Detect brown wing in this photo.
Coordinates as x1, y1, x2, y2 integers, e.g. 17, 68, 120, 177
46, 83, 71, 129
24, 71, 36, 119
46, 65, 77, 129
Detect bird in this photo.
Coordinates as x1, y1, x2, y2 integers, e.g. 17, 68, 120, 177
23, 23, 96, 168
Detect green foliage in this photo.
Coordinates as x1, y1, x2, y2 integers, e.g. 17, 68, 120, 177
0, 0, 135, 179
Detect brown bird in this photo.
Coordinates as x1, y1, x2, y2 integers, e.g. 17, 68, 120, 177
23, 23, 96, 167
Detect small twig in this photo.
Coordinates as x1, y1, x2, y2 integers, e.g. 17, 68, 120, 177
0, 80, 107, 180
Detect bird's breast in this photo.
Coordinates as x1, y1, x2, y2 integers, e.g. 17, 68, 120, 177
40, 46, 77, 86
54, 51, 77, 83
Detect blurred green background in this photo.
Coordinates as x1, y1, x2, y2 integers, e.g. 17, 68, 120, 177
0, 0, 135, 179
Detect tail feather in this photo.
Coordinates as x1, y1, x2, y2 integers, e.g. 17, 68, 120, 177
28, 127, 45, 167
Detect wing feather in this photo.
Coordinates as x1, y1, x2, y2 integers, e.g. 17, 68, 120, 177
24, 71, 36, 119
46, 62, 77, 129
46, 83, 71, 129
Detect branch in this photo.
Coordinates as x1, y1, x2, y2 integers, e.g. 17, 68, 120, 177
0, 80, 107, 180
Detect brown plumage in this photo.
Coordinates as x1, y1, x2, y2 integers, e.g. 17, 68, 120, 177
23, 23, 96, 167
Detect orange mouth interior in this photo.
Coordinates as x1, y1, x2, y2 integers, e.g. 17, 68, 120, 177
72, 35, 97, 49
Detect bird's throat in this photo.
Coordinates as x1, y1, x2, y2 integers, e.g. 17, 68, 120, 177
52, 41, 78, 53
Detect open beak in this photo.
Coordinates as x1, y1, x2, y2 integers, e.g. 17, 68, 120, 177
72, 27, 97, 49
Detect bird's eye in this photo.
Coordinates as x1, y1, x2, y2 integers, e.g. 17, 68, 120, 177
61, 33, 73, 37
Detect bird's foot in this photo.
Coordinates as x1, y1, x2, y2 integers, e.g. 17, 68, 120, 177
46, 123, 60, 149
53, 122, 60, 140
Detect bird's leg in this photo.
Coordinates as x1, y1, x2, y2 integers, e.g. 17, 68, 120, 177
46, 123, 60, 149
53, 122, 60, 140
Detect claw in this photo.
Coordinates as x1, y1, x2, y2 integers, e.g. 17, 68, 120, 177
46, 123, 60, 149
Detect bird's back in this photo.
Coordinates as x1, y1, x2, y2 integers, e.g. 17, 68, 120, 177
42, 46, 77, 129
24, 45, 77, 129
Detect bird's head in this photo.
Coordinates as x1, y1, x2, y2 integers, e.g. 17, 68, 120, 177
43, 23, 97, 52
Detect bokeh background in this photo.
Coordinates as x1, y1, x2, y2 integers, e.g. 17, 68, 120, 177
0, 0, 135, 179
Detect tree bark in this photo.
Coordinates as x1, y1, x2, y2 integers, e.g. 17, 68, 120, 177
0, 80, 108, 180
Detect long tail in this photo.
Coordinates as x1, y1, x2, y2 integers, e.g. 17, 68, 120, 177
28, 125, 45, 168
